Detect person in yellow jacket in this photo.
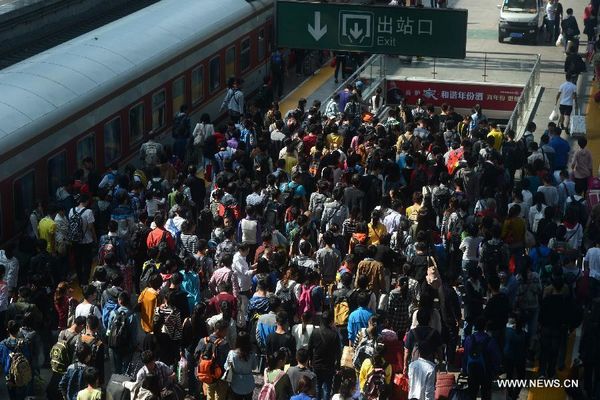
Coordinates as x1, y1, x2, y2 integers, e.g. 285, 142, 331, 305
367, 210, 387, 246
359, 343, 393, 394
487, 121, 504, 151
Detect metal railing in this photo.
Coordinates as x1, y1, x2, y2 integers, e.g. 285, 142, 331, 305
504, 54, 541, 137
319, 54, 386, 113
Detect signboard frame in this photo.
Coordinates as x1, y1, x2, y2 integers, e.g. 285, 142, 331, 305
275, 0, 468, 59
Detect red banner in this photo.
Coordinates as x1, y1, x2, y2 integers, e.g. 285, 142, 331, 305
386, 79, 523, 111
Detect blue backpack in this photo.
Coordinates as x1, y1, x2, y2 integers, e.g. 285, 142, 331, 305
466, 335, 491, 378
102, 298, 119, 329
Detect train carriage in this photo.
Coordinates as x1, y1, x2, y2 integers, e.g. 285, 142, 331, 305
0, 0, 274, 240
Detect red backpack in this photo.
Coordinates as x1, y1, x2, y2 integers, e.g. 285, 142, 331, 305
297, 284, 316, 318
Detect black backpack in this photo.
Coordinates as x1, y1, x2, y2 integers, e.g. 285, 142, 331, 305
480, 241, 505, 269
567, 195, 587, 226
431, 186, 451, 218
107, 311, 131, 352
140, 261, 157, 290
66, 208, 87, 243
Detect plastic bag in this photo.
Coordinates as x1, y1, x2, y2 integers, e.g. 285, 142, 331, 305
177, 355, 188, 388
549, 107, 558, 121
556, 33, 564, 47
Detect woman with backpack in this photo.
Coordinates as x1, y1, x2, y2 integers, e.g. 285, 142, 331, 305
358, 343, 392, 399
259, 349, 293, 400
224, 331, 257, 400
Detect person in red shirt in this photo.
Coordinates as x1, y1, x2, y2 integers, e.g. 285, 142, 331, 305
207, 282, 238, 319
146, 213, 175, 252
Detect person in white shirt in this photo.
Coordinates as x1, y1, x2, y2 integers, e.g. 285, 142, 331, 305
69, 194, 96, 284
0, 243, 19, 294
584, 240, 600, 299
75, 285, 103, 327
408, 357, 436, 400
556, 74, 578, 131
232, 244, 255, 327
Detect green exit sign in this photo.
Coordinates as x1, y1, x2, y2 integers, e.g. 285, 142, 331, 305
276, 1, 468, 59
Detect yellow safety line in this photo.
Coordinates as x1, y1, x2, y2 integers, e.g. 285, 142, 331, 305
585, 81, 600, 174
279, 66, 335, 114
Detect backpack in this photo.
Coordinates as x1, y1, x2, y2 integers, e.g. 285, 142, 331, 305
466, 335, 490, 378
7, 339, 32, 388
410, 328, 435, 363
297, 284, 316, 318
195, 337, 223, 384
102, 296, 120, 329
49, 339, 70, 374
480, 240, 505, 269
98, 236, 117, 265
353, 335, 376, 370
140, 261, 158, 290
431, 186, 451, 218
66, 207, 87, 243
364, 366, 388, 400
254, 152, 271, 176
131, 223, 151, 255
567, 195, 587, 226
258, 369, 286, 400
76, 334, 102, 366
276, 282, 297, 317
334, 290, 353, 327
107, 311, 131, 351
157, 230, 170, 255
149, 178, 165, 196
279, 182, 297, 208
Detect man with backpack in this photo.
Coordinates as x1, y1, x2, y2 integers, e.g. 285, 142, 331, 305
403, 309, 442, 374
146, 213, 176, 255
106, 291, 136, 374
0, 320, 32, 400
307, 310, 341, 400
462, 316, 502, 400
58, 342, 92, 400
48, 316, 86, 400
195, 319, 231, 400
68, 194, 96, 284
77, 315, 105, 385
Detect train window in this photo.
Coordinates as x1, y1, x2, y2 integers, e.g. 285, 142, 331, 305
13, 170, 35, 224
240, 38, 251, 72
172, 77, 186, 115
152, 90, 166, 130
209, 56, 220, 93
47, 151, 67, 197
225, 46, 236, 81
77, 133, 95, 166
191, 66, 204, 104
129, 103, 144, 145
103, 117, 122, 165
258, 29, 265, 61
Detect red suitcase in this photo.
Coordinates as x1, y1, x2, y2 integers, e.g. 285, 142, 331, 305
435, 372, 456, 400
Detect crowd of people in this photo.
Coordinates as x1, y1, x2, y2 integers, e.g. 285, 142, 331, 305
0, 50, 600, 400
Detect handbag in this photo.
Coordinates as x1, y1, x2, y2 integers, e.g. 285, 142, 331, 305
340, 346, 355, 369
556, 33, 564, 47
221, 361, 233, 383
569, 111, 586, 135
549, 107, 558, 121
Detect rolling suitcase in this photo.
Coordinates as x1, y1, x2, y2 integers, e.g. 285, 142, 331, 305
106, 374, 132, 400
435, 371, 456, 400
